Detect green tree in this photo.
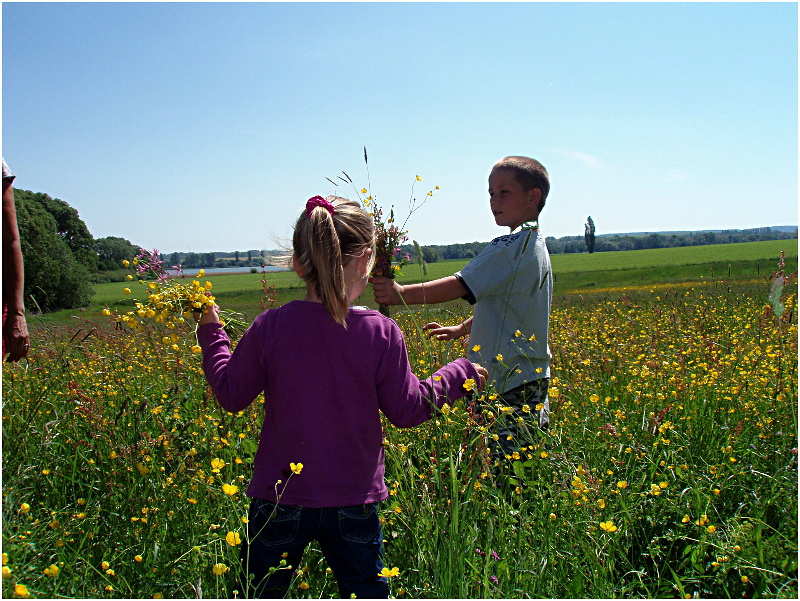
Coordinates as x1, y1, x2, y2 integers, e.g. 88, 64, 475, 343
95, 236, 140, 271
14, 189, 93, 311
34, 191, 98, 271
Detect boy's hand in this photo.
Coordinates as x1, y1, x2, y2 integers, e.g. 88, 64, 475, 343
423, 322, 465, 341
472, 363, 488, 389
369, 276, 404, 305
195, 303, 220, 326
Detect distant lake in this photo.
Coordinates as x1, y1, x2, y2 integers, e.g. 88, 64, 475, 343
166, 266, 289, 277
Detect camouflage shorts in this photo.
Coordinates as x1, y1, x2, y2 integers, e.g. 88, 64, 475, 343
488, 378, 550, 462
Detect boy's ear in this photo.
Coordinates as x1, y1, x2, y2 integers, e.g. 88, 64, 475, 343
528, 187, 542, 205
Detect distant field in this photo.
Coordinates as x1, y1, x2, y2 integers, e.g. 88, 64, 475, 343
550, 239, 797, 272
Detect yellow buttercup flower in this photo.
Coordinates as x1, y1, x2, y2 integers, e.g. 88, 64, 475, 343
225, 531, 242, 546
211, 458, 225, 470
463, 379, 476, 392
14, 584, 30, 598
2, 566, 11, 579
222, 483, 239, 496
212, 563, 229, 576
121, 259, 130, 267
290, 462, 304, 475
471, 344, 481, 352
19, 502, 30, 514
43, 563, 60, 577
379, 566, 401, 577
495, 353, 504, 362
123, 287, 132, 294
599, 520, 618, 533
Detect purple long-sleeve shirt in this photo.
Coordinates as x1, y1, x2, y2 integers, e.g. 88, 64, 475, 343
198, 300, 478, 507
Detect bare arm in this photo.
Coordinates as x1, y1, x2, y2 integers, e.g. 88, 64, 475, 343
2, 179, 30, 361
424, 316, 473, 341
371, 275, 468, 306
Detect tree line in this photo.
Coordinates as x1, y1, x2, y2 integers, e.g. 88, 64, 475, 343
14, 188, 282, 312
14, 189, 144, 311
401, 227, 797, 262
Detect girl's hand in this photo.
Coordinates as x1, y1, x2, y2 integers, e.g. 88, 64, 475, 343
472, 363, 488, 389
423, 322, 465, 341
196, 303, 220, 326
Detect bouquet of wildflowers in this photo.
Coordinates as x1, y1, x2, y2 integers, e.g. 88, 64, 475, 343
103, 248, 248, 346
328, 147, 438, 316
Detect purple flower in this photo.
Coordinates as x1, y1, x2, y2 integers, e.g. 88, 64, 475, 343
490, 551, 501, 561
489, 575, 499, 585
474, 548, 485, 557
135, 248, 168, 281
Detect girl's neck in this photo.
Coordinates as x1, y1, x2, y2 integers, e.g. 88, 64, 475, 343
304, 285, 360, 305
304, 286, 322, 303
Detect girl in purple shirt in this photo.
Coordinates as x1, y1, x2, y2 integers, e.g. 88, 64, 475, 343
197, 195, 486, 598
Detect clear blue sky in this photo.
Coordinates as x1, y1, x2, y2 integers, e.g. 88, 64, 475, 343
3, 2, 797, 253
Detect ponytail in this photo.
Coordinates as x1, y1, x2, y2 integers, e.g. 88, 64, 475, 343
308, 207, 349, 326
293, 196, 375, 328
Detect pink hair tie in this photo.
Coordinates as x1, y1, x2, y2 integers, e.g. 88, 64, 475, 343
306, 195, 335, 217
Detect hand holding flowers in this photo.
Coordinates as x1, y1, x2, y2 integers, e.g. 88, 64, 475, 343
196, 302, 220, 326
105, 249, 247, 346
328, 147, 438, 316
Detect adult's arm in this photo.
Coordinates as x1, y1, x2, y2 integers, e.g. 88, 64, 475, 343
2, 178, 29, 361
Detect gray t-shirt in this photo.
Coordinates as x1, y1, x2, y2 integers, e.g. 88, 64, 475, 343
455, 227, 552, 394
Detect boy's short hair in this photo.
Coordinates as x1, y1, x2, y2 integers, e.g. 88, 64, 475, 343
493, 156, 550, 213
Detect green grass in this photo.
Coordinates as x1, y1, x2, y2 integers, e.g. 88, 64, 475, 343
4, 280, 797, 599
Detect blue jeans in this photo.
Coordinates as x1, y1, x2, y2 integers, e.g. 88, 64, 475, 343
240, 498, 389, 599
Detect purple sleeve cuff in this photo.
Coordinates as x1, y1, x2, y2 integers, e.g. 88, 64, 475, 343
197, 322, 228, 348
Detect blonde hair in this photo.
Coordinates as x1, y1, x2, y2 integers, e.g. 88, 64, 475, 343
293, 196, 375, 327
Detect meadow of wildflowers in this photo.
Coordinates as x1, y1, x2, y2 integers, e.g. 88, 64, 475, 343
2, 274, 797, 598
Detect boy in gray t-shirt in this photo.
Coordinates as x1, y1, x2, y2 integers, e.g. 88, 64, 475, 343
372, 156, 553, 462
